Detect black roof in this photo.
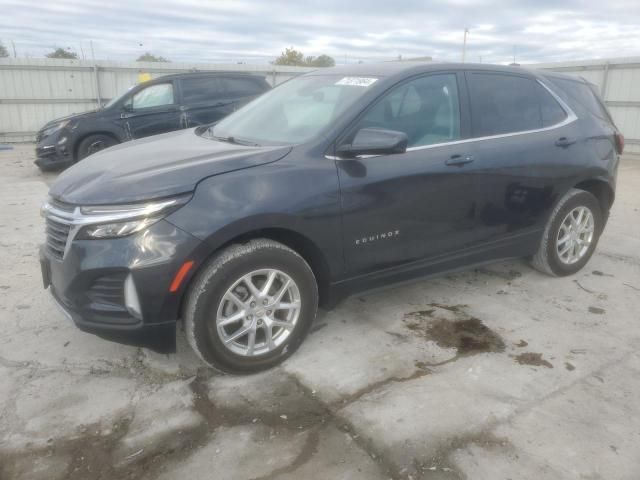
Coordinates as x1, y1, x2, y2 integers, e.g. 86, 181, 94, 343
144, 71, 266, 83
305, 61, 586, 84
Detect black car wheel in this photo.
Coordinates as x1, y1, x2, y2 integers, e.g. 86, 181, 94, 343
76, 134, 118, 161
532, 188, 603, 276
184, 239, 318, 373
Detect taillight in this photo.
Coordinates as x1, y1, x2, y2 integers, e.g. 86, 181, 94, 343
614, 132, 625, 155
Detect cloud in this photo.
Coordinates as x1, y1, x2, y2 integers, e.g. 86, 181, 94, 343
1, 0, 639, 64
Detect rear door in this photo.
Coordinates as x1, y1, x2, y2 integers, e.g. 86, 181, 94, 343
182, 75, 269, 127
123, 81, 183, 139
464, 71, 577, 246
216, 76, 269, 110
180, 76, 232, 127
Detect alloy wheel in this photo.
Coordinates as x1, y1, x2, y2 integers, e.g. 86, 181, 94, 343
215, 269, 301, 356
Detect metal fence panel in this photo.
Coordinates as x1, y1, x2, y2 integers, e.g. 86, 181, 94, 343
532, 57, 640, 154
2, 57, 639, 154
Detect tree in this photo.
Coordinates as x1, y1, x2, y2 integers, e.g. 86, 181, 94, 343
46, 47, 78, 59
0, 42, 9, 58
274, 47, 335, 67
308, 54, 335, 67
274, 47, 305, 66
136, 52, 170, 62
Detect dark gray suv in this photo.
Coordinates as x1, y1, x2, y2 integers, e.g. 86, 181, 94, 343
40, 62, 622, 373
35, 72, 270, 171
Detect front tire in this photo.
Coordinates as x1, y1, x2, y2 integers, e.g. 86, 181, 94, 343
531, 188, 603, 276
76, 134, 118, 161
184, 239, 318, 373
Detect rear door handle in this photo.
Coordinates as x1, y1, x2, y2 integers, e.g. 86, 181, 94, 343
555, 137, 576, 147
446, 154, 475, 166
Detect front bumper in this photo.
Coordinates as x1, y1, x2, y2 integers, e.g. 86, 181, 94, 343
40, 219, 203, 352
35, 134, 73, 170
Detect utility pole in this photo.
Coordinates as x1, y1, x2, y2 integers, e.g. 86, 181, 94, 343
11, 40, 16, 58
461, 28, 469, 63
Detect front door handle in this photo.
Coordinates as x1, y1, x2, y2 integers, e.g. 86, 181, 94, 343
555, 137, 576, 148
446, 154, 475, 166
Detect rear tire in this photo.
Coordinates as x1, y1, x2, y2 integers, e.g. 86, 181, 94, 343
76, 134, 118, 161
531, 188, 603, 276
184, 239, 318, 373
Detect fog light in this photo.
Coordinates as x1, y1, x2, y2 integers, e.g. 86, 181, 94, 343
124, 274, 142, 319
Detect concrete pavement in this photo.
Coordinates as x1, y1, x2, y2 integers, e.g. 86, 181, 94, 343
1, 145, 639, 479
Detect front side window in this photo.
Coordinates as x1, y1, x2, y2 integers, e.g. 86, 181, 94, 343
354, 74, 461, 148
209, 75, 379, 145
468, 73, 548, 136
131, 83, 174, 109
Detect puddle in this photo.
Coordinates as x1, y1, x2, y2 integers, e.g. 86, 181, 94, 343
404, 304, 505, 356
513, 352, 553, 368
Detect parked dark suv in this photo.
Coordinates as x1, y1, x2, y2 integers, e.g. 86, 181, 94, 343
40, 63, 622, 373
34, 72, 271, 171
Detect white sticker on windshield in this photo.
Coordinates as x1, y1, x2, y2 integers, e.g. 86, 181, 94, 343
335, 77, 378, 87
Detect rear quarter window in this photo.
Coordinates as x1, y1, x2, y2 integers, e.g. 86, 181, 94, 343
537, 83, 568, 127
546, 77, 612, 123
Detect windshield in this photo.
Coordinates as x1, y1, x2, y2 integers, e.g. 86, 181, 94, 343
103, 85, 135, 109
206, 75, 380, 146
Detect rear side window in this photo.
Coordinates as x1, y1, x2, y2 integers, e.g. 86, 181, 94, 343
218, 77, 266, 99
181, 76, 223, 104
468, 73, 542, 136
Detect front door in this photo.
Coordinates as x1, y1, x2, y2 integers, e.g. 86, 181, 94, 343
337, 72, 484, 276
123, 81, 183, 139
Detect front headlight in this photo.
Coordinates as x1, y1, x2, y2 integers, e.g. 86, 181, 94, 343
41, 120, 70, 139
76, 195, 191, 239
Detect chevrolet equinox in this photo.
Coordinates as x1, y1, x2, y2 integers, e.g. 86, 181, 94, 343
40, 63, 622, 373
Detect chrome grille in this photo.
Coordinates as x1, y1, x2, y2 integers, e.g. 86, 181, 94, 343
44, 198, 75, 260
46, 217, 71, 259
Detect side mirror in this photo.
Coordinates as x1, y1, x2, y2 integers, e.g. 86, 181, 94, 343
337, 128, 408, 157
123, 102, 133, 112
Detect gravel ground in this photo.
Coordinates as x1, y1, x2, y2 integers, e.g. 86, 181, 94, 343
1, 144, 639, 480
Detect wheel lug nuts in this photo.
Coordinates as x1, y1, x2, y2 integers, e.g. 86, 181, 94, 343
250, 302, 256, 308
266, 310, 272, 315
263, 299, 269, 305
246, 314, 253, 320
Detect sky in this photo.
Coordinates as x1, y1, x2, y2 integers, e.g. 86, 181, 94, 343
1, 0, 640, 65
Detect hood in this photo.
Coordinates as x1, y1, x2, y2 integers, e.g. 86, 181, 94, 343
41, 110, 99, 130
49, 128, 292, 205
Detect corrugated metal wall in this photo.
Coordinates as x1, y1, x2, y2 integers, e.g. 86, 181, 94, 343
0, 58, 313, 142
533, 57, 640, 155
1, 57, 639, 153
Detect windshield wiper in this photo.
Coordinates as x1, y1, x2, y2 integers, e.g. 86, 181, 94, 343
208, 129, 260, 147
